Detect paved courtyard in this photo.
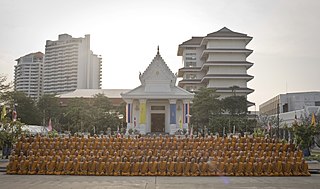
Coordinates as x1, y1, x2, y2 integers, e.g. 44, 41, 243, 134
0, 172, 319, 189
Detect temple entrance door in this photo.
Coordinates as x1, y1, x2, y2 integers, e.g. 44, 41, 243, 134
151, 113, 165, 132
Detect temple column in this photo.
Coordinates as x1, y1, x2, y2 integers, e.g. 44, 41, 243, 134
183, 99, 191, 134
139, 99, 147, 135
169, 99, 177, 135
124, 99, 133, 135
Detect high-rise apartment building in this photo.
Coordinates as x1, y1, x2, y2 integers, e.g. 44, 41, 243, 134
43, 34, 101, 94
14, 52, 44, 100
177, 27, 254, 104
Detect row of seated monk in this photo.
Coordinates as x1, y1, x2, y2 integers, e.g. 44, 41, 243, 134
7, 135, 310, 176
12, 148, 303, 164
16, 134, 293, 148
14, 141, 295, 153
7, 154, 310, 176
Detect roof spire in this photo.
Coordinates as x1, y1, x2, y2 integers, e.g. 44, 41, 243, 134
157, 45, 159, 55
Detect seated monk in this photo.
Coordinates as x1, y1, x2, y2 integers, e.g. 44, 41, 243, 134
253, 158, 263, 176
208, 157, 217, 176
96, 158, 105, 176
130, 158, 140, 176
121, 157, 131, 176
244, 158, 253, 176
54, 157, 64, 175
148, 157, 158, 176
158, 157, 167, 176
46, 157, 56, 175
37, 157, 46, 175
18, 156, 29, 175
199, 157, 208, 176
63, 157, 73, 175
166, 158, 176, 176
234, 157, 244, 176
6, 156, 19, 174
183, 157, 191, 176
273, 157, 283, 176
300, 159, 311, 176
291, 158, 300, 176
225, 158, 234, 176
87, 157, 97, 176
190, 158, 200, 176
140, 157, 149, 176
216, 158, 225, 176
105, 158, 114, 176
282, 157, 292, 176
113, 157, 121, 176
72, 158, 81, 175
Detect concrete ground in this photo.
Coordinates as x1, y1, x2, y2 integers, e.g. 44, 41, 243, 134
0, 172, 320, 189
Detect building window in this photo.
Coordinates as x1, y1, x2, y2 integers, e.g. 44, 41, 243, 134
186, 47, 196, 50
185, 57, 196, 60
151, 106, 165, 110
186, 74, 197, 79
186, 86, 197, 92
315, 101, 320, 106
283, 103, 288, 113
186, 53, 196, 56
186, 62, 196, 67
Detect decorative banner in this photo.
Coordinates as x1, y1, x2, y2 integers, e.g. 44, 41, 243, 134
170, 104, 176, 124
184, 103, 189, 124
139, 102, 146, 124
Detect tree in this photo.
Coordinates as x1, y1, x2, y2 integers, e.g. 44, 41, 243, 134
5, 91, 41, 125
0, 75, 12, 98
191, 87, 221, 134
222, 95, 247, 116
38, 94, 61, 126
292, 123, 320, 156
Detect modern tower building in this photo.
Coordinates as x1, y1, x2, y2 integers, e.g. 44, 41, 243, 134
14, 52, 44, 100
43, 34, 101, 95
177, 27, 254, 104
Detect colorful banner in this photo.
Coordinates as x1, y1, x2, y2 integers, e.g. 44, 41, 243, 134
139, 102, 146, 124
170, 104, 176, 124
184, 103, 189, 124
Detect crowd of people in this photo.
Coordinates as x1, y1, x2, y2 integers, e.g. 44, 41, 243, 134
6, 134, 310, 176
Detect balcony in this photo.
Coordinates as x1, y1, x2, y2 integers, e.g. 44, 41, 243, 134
177, 67, 201, 77
200, 48, 253, 60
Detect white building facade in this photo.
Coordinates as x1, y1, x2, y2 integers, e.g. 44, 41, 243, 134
260, 92, 320, 127
43, 34, 102, 95
177, 27, 254, 104
260, 92, 320, 116
14, 52, 44, 100
121, 49, 194, 135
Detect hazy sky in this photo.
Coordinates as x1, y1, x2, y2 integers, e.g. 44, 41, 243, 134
1, 0, 319, 110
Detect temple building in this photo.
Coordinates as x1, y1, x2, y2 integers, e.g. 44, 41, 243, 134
121, 48, 194, 135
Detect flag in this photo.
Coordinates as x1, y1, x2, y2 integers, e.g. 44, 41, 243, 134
1, 105, 6, 121
12, 105, 17, 122
311, 113, 316, 126
47, 118, 52, 131
294, 113, 298, 124
139, 102, 146, 124
267, 121, 271, 132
